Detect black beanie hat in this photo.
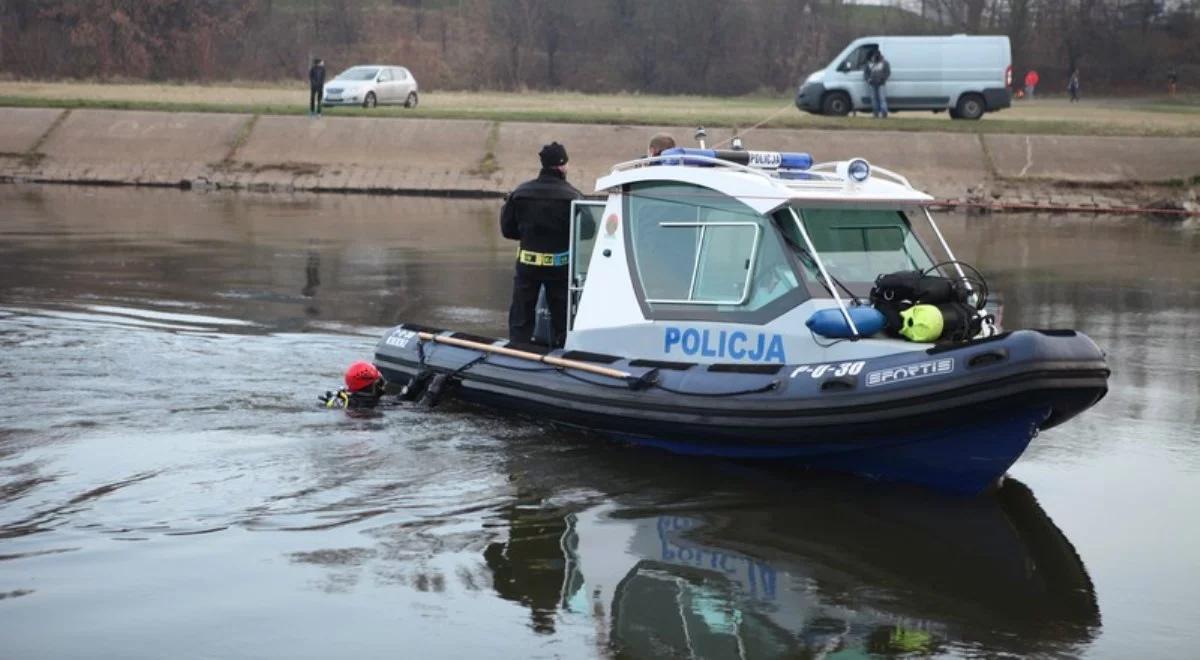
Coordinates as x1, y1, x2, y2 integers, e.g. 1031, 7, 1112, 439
539, 142, 568, 168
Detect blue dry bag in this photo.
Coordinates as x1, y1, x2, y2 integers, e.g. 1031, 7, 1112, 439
806, 307, 887, 339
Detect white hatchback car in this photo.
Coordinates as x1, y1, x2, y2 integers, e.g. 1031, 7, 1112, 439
323, 65, 419, 109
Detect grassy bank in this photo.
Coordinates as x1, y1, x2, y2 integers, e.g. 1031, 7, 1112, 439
2, 81, 1199, 138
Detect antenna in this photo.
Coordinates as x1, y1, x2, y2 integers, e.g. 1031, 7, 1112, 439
694, 126, 707, 149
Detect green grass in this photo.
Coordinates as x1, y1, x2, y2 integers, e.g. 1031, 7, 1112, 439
3, 88, 1200, 138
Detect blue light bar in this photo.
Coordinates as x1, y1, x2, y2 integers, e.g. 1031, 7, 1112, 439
660, 148, 812, 170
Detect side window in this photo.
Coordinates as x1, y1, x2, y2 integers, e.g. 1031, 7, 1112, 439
569, 201, 604, 330
746, 227, 800, 310
379, 69, 393, 82
396, 68, 409, 81
625, 183, 806, 319
840, 44, 877, 72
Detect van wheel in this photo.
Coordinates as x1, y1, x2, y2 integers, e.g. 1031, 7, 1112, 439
954, 94, 985, 120
821, 92, 852, 117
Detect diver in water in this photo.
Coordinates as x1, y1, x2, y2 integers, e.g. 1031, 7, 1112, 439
319, 360, 388, 409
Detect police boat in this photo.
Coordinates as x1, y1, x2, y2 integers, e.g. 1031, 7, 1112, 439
374, 143, 1109, 495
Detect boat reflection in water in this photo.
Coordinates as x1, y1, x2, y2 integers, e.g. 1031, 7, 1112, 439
483, 446, 1100, 658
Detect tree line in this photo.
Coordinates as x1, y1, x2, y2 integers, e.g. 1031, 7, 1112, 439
1, 0, 1196, 95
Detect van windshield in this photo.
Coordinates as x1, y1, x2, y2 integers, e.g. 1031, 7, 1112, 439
786, 207, 935, 286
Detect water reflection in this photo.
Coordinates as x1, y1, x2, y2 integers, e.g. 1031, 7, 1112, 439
0, 185, 511, 334
484, 506, 583, 634
480, 439, 1099, 658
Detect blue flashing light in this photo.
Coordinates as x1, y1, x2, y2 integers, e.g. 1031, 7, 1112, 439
658, 147, 812, 171
779, 152, 813, 170
660, 147, 717, 167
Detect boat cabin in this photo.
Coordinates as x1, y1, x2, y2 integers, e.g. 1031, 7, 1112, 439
565, 148, 964, 365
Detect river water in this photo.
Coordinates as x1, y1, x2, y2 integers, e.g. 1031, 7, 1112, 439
1, 185, 1197, 659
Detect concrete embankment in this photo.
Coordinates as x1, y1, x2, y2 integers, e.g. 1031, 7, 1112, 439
1, 107, 1198, 210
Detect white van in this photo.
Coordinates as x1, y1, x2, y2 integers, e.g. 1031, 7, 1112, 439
795, 35, 1012, 120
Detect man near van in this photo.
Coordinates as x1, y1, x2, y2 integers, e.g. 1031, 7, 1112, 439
864, 50, 891, 118
500, 142, 583, 347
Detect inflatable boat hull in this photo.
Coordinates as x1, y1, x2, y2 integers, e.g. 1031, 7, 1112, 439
374, 327, 1108, 495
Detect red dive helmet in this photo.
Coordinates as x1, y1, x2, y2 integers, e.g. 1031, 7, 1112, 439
344, 360, 382, 392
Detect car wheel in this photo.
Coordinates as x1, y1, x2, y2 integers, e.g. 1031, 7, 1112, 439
821, 91, 852, 117
953, 93, 985, 120
363, 92, 377, 109
404, 92, 419, 109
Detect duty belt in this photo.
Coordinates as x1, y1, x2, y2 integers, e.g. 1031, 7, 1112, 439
518, 249, 569, 267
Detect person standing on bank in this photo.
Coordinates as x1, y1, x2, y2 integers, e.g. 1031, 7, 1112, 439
501, 142, 583, 347
1067, 68, 1081, 103
1024, 69, 1040, 99
308, 58, 326, 117
864, 50, 891, 118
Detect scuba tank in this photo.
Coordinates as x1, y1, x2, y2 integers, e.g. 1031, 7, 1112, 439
871, 263, 991, 343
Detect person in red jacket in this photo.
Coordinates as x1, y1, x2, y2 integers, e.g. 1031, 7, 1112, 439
1023, 70, 1040, 99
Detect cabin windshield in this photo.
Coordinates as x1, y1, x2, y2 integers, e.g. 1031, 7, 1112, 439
623, 182, 809, 322
788, 207, 936, 286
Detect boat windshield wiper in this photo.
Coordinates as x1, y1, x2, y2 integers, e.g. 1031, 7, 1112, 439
772, 215, 862, 305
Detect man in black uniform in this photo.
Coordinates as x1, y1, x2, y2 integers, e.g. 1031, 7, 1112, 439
500, 142, 583, 347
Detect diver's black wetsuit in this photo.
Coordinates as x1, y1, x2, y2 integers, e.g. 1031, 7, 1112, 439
320, 380, 385, 409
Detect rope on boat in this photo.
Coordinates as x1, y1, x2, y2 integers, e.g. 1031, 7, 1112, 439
931, 199, 1200, 218
710, 103, 797, 149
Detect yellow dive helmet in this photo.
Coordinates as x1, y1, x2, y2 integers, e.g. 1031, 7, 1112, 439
899, 304, 944, 342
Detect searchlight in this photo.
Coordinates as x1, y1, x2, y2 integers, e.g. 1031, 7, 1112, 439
838, 158, 872, 183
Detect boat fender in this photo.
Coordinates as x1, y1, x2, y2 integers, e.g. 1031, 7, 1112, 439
805, 307, 886, 339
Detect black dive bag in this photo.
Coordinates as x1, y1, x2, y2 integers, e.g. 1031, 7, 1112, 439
870, 271, 969, 337
871, 266, 994, 342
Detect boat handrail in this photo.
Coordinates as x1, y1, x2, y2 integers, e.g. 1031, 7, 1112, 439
809, 161, 915, 189
613, 156, 905, 189
609, 154, 779, 182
